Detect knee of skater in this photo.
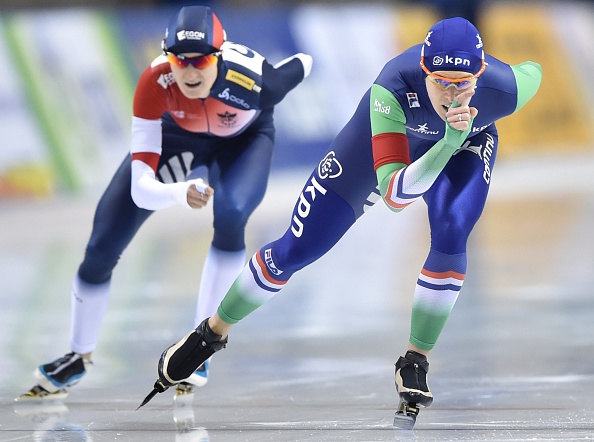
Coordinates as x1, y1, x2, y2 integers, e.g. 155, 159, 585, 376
212, 209, 250, 249
78, 250, 119, 284
272, 243, 317, 274
214, 203, 251, 229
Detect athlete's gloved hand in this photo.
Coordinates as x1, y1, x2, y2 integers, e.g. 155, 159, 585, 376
444, 87, 478, 147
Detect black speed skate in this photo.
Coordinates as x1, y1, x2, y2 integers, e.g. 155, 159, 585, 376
16, 352, 93, 402
393, 350, 433, 429
137, 318, 227, 409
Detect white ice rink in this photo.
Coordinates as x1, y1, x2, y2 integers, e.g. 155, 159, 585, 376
2, 153, 594, 441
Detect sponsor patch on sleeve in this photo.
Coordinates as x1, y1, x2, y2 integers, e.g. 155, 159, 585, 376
225, 70, 258, 92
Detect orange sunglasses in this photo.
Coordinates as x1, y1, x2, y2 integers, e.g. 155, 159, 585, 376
166, 52, 220, 70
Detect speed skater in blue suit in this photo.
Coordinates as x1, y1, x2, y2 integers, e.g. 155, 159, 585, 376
143, 16, 542, 415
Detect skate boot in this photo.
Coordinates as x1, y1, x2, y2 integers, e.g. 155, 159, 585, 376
138, 318, 227, 409
393, 350, 432, 429
16, 352, 93, 401
175, 358, 211, 398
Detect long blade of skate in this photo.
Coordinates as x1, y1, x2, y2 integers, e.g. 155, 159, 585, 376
136, 387, 159, 410
137, 379, 171, 410
15, 385, 68, 402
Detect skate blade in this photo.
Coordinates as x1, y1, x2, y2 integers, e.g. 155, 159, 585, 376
393, 401, 419, 430
15, 386, 68, 402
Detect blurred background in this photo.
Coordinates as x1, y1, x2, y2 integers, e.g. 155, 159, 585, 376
1, 0, 593, 198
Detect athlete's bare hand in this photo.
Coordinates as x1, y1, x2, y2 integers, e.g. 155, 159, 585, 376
446, 87, 479, 131
186, 179, 214, 209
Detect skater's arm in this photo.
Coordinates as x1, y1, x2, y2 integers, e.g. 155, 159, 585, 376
130, 160, 213, 210
259, 53, 313, 108
511, 61, 542, 112
372, 86, 477, 212
130, 117, 214, 210
370, 84, 410, 211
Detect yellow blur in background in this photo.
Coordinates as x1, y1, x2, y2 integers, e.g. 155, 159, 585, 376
395, 3, 594, 156
1, 2, 593, 198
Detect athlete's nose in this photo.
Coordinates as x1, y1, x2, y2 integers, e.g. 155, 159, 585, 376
184, 65, 203, 79
444, 88, 456, 101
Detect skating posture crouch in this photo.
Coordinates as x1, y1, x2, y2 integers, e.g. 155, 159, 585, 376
16, 4, 312, 402
141, 16, 542, 426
